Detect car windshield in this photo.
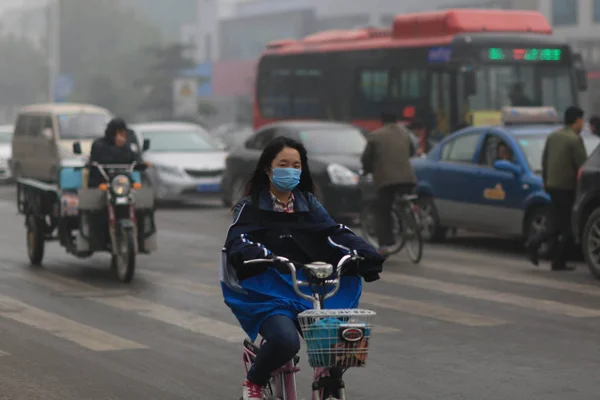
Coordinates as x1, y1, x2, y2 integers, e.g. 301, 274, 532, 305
58, 113, 111, 140
299, 128, 367, 155
141, 129, 219, 152
516, 133, 600, 174
0, 130, 12, 143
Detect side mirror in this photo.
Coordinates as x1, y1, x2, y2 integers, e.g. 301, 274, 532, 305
573, 53, 588, 91
142, 139, 150, 151
493, 159, 522, 175
72, 141, 82, 155
463, 69, 477, 96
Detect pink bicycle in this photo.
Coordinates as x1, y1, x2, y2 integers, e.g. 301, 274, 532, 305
240, 254, 376, 400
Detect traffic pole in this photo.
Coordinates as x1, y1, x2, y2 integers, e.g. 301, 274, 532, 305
47, 0, 60, 103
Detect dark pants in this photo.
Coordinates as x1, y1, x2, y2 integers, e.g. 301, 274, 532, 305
376, 183, 415, 247
531, 189, 575, 267
247, 314, 301, 386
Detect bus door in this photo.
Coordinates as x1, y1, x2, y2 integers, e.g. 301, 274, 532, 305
428, 70, 452, 139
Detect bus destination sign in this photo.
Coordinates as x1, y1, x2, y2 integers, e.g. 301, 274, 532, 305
485, 48, 563, 62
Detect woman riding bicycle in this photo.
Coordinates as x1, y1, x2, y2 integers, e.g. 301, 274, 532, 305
220, 136, 385, 400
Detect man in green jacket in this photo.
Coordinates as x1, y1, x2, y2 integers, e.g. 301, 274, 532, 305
526, 106, 587, 270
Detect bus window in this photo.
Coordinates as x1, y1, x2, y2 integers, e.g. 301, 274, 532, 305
292, 68, 325, 118
354, 68, 426, 119
465, 65, 574, 115
258, 68, 292, 118
540, 66, 573, 115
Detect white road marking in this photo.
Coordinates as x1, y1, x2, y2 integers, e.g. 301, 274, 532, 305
424, 260, 600, 297
141, 270, 403, 335
0, 295, 146, 351
383, 273, 600, 318
361, 292, 507, 327
13, 270, 247, 343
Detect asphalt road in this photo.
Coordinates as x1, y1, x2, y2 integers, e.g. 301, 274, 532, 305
0, 184, 599, 399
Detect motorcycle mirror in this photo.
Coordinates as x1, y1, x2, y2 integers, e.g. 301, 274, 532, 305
72, 141, 82, 155
143, 139, 151, 151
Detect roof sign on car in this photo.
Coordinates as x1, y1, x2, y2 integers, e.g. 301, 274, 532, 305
501, 106, 560, 126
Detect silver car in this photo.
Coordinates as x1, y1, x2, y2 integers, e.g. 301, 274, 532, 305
131, 122, 227, 202
0, 125, 13, 182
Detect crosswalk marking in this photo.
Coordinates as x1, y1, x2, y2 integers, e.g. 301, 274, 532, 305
140, 270, 402, 335
361, 293, 507, 327
383, 273, 600, 318
0, 295, 146, 351
12, 270, 246, 344
141, 270, 222, 296
423, 261, 600, 297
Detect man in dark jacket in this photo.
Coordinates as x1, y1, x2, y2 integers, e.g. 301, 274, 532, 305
526, 106, 587, 271
361, 111, 417, 257
88, 118, 143, 187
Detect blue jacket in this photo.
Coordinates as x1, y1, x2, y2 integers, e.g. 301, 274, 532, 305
219, 189, 384, 341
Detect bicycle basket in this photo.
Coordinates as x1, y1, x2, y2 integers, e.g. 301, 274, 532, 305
297, 309, 376, 368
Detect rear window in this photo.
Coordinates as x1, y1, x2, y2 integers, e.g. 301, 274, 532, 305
57, 113, 110, 140
517, 134, 600, 174
298, 128, 366, 155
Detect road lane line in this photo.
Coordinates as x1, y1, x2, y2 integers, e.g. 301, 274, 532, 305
383, 273, 600, 318
361, 293, 507, 327
13, 271, 247, 343
423, 261, 600, 297
193, 260, 505, 327
0, 295, 146, 351
140, 270, 402, 335
0, 349, 10, 356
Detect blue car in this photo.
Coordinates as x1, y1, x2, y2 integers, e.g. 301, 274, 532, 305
413, 123, 600, 250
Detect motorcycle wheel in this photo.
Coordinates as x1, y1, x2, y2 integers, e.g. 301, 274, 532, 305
112, 228, 136, 283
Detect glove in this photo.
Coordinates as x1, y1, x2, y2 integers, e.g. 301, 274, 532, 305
352, 249, 384, 283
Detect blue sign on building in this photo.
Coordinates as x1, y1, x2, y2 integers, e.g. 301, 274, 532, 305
54, 74, 74, 102
179, 63, 213, 97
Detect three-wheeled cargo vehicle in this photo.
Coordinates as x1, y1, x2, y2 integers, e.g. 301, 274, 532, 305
16, 140, 157, 283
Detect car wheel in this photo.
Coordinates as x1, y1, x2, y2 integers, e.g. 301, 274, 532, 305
418, 197, 447, 242
582, 208, 600, 279
524, 206, 553, 259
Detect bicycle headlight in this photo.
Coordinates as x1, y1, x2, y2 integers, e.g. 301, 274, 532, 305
111, 174, 131, 196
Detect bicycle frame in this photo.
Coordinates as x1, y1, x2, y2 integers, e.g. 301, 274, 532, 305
241, 254, 360, 400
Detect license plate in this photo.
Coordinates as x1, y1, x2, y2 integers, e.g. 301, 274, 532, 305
115, 197, 129, 204
196, 183, 221, 193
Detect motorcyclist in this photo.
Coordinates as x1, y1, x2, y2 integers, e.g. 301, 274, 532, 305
220, 136, 384, 400
88, 118, 145, 188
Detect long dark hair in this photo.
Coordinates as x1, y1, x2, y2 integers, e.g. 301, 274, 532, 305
242, 136, 315, 207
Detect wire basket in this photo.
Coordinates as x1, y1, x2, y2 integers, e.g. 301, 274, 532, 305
297, 309, 376, 368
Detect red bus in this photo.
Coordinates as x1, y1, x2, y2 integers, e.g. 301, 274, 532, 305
252, 9, 588, 139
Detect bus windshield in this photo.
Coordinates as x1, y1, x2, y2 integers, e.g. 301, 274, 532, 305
465, 64, 574, 116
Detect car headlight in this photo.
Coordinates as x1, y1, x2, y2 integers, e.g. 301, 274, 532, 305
327, 163, 358, 186
111, 174, 131, 196
155, 164, 182, 176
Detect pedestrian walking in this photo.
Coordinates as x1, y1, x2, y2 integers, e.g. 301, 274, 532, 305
525, 106, 588, 271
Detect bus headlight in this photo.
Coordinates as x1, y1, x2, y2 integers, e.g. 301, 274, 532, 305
327, 164, 359, 186
111, 175, 131, 196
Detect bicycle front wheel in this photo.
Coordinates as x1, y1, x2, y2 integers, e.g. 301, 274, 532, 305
402, 209, 423, 264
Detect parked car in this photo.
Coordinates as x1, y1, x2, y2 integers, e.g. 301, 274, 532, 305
572, 144, 600, 279
409, 107, 600, 257
0, 124, 13, 182
222, 121, 365, 219
130, 122, 226, 203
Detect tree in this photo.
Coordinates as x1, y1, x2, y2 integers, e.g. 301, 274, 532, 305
136, 43, 197, 118
0, 35, 48, 106
58, 0, 164, 118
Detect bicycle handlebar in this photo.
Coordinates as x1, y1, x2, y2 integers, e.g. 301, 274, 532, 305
243, 254, 363, 302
